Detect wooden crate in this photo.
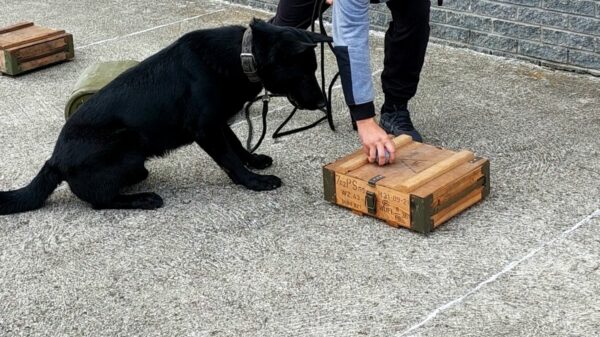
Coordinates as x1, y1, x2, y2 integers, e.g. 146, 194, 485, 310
0, 22, 74, 76
323, 135, 490, 233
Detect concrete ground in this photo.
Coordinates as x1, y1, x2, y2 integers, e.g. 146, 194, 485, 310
1, 1, 599, 336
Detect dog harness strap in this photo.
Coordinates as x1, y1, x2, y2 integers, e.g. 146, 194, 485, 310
241, 28, 261, 83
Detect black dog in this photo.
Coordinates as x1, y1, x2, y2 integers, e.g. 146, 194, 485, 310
0, 19, 331, 214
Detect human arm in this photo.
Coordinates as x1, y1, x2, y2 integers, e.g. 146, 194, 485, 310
331, 0, 395, 165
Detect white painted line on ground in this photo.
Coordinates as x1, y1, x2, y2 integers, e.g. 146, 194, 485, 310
215, 0, 275, 16
397, 208, 600, 337
76, 9, 226, 50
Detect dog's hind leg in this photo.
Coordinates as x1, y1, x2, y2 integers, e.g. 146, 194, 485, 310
196, 128, 281, 191
222, 126, 273, 169
123, 157, 150, 186
67, 159, 162, 210
123, 164, 149, 186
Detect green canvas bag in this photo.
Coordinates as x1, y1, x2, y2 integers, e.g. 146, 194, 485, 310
65, 60, 139, 119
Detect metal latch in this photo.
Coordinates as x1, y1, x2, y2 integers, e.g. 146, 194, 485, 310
366, 191, 376, 215
368, 175, 385, 187
366, 174, 384, 215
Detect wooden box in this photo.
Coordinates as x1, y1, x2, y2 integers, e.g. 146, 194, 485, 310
0, 22, 74, 76
323, 135, 490, 233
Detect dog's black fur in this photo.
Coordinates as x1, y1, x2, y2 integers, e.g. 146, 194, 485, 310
0, 19, 331, 214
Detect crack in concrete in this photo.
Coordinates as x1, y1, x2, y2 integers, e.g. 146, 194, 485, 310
397, 208, 600, 337
76, 9, 227, 50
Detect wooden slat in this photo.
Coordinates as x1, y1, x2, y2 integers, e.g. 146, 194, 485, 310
0, 50, 5, 73
324, 148, 362, 172
336, 135, 413, 174
10, 35, 68, 61
0, 22, 33, 35
385, 220, 401, 228
432, 186, 484, 226
329, 150, 364, 173
432, 166, 484, 209
0, 25, 64, 49
394, 150, 475, 192
410, 157, 486, 198
392, 135, 413, 147
7, 32, 69, 51
18, 51, 69, 72
433, 177, 484, 214
347, 153, 419, 187
370, 142, 454, 189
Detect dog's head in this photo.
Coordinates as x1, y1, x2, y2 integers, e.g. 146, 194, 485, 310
250, 19, 332, 110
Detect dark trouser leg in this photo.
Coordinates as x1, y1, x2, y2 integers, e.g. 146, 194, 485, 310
270, 0, 329, 29
381, 0, 431, 111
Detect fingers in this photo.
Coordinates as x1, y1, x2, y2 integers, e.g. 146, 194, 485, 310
363, 145, 372, 163
355, 119, 397, 166
376, 143, 387, 166
365, 140, 396, 166
368, 145, 377, 163
384, 138, 396, 164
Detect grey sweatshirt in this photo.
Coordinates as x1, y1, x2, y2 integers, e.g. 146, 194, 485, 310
332, 0, 387, 121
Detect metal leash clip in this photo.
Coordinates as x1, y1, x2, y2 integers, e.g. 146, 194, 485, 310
262, 91, 270, 102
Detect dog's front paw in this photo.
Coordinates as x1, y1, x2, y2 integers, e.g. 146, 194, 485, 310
247, 154, 273, 170
134, 192, 164, 209
243, 174, 282, 191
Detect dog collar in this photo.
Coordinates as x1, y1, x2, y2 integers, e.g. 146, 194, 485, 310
241, 28, 261, 83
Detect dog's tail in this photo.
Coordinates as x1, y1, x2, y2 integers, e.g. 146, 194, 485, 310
0, 161, 63, 215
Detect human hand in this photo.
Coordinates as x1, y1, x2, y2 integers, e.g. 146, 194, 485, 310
326, 0, 334, 5
355, 118, 396, 166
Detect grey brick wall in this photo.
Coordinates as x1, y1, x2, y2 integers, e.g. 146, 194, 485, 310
226, 0, 600, 74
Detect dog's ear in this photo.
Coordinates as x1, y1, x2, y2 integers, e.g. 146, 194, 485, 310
288, 31, 333, 55
288, 41, 319, 55
250, 17, 266, 27
303, 31, 333, 44
250, 19, 333, 59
